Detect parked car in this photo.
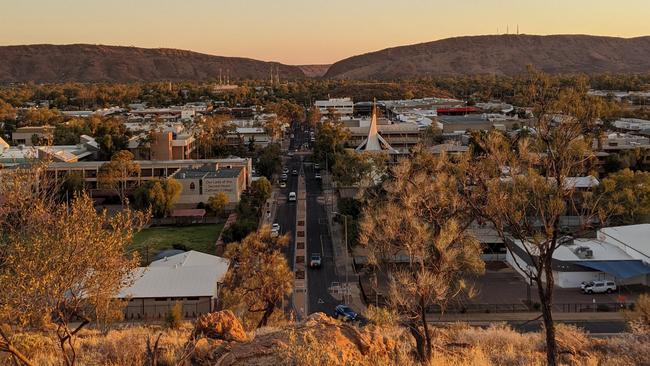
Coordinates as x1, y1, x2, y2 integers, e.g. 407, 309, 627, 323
292, 169, 298, 176
287, 151, 294, 157
280, 181, 287, 188
315, 172, 321, 179
581, 280, 617, 294
334, 305, 358, 321
282, 167, 289, 174
310, 253, 321, 268
288, 192, 296, 201
281, 173, 288, 181
314, 163, 320, 170
271, 223, 280, 237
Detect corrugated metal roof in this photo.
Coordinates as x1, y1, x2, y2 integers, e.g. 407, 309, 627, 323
118, 251, 230, 298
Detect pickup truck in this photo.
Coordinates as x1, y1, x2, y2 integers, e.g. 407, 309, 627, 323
310, 253, 322, 268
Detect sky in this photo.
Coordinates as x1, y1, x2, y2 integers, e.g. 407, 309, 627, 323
1, 0, 649, 65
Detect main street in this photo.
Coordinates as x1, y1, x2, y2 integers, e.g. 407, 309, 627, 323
274, 122, 341, 317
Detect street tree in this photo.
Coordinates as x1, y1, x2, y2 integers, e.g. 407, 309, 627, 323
97, 150, 141, 204
0, 166, 146, 366
221, 226, 293, 329
313, 119, 349, 170
133, 178, 183, 218
249, 176, 272, 206
208, 191, 229, 217
464, 69, 608, 366
358, 150, 484, 362
255, 144, 282, 179
306, 105, 321, 128
598, 168, 650, 225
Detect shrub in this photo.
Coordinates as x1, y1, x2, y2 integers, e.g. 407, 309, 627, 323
165, 302, 183, 329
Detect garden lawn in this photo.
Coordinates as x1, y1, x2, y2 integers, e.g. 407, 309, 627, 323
130, 224, 224, 262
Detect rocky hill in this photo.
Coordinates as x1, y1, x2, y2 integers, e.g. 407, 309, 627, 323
0, 44, 305, 83
325, 35, 650, 79
297, 64, 331, 78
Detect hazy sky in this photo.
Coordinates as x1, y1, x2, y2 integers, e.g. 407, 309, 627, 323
1, 0, 649, 64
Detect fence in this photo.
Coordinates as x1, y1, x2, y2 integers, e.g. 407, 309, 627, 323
426, 301, 634, 314
150, 216, 220, 226
123, 298, 213, 321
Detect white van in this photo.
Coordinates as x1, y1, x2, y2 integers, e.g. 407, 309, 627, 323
288, 192, 296, 202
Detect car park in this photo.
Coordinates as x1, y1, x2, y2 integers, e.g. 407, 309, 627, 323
581, 280, 617, 294
334, 305, 357, 321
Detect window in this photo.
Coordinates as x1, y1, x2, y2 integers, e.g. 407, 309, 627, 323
186, 297, 199, 301
190, 182, 195, 190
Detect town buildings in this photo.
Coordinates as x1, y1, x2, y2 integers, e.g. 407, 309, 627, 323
119, 251, 230, 319
315, 98, 354, 118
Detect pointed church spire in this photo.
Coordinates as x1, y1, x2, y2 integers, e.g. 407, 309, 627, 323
356, 99, 396, 153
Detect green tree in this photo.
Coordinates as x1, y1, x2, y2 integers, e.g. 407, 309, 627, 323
313, 119, 350, 171
133, 178, 182, 218
98, 150, 141, 204
599, 169, 650, 225
255, 144, 282, 179
60, 171, 85, 202
250, 177, 272, 206
208, 192, 229, 217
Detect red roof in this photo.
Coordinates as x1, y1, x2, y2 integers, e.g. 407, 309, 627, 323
171, 209, 206, 217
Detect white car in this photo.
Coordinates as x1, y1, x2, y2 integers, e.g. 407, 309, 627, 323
271, 223, 280, 237
280, 181, 287, 188
288, 192, 296, 201
315, 172, 321, 179
282, 167, 289, 174
581, 280, 617, 294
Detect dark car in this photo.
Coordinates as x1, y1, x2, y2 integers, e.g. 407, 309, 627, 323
292, 169, 298, 176
334, 305, 358, 321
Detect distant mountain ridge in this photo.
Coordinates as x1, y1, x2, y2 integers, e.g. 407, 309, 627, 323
0, 44, 305, 83
3, 35, 650, 83
324, 34, 650, 79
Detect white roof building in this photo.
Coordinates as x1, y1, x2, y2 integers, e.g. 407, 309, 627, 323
118, 251, 230, 299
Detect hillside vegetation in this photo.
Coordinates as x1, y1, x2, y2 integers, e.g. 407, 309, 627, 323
0, 44, 305, 83
325, 35, 650, 79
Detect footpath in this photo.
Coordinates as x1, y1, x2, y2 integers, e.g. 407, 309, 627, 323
427, 311, 624, 323
323, 173, 366, 313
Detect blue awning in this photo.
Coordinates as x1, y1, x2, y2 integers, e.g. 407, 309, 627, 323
574, 260, 650, 279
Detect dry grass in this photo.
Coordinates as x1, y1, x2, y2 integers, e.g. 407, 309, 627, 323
1, 318, 649, 366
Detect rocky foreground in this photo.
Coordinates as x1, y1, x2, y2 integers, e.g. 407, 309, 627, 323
4, 310, 649, 365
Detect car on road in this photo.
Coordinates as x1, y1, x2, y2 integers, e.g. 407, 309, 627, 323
282, 167, 289, 174
581, 280, 617, 294
281, 173, 288, 181
310, 253, 321, 268
271, 223, 280, 237
287, 151, 294, 157
315, 172, 321, 179
288, 192, 296, 201
334, 305, 358, 321
314, 163, 320, 170
292, 169, 298, 176
279, 181, 286, 188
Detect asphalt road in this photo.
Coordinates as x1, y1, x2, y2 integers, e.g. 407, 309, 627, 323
512, 320, 628, 334
275, 122, 340, 316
